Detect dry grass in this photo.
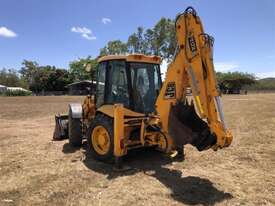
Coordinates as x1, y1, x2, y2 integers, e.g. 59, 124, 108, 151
0, 94, 274, 206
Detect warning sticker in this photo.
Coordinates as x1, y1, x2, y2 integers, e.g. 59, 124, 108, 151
164, 82, 176, 99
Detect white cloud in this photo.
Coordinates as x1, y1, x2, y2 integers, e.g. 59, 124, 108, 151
82, 33, 96, 40
102, 18, 111, 24
256, 71, 275, 79
0, 26, 17, 38
71, 26, 96, 40
214, 62, 239, 72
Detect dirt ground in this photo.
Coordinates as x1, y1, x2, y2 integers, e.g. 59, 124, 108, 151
0, 94, 274, 206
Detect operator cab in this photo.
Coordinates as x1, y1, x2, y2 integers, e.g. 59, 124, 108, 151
96, 54, 162, 114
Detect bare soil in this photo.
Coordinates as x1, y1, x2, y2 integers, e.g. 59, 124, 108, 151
0, 94, 274, 206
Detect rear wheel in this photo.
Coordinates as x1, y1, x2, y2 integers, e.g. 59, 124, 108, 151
68, 108, 82, 147
87, 114, 114, 162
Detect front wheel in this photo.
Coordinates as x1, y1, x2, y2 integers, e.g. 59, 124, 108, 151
87, 114, 114, 162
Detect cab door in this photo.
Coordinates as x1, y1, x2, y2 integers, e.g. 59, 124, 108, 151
95, 62, 107, 108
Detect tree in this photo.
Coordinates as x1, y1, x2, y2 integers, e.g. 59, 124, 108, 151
127, 27, 146, 54
20, 60, 72, 93
144, 28, 156, 55
69, 56, 97, 82
165, 19, 177, 60
0, 68, 27, 88
216, 72, 256, 93
100, 40, 128, 56
127, 33, 139, 53
101, 18, 177, 61
150, 18, 176, 60
20, 60, 39, 87
46, 68, 71, 91
20, 60, 45, 93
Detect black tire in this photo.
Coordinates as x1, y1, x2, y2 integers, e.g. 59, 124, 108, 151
68, 108, 82, 147
87, 114, 114, 162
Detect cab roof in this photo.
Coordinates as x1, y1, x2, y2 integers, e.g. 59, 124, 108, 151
97, 54, 161, 65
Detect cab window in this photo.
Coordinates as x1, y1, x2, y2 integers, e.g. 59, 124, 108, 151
96, 62, 107, 108
106, 60, 129, 107
130, 63, 161, 113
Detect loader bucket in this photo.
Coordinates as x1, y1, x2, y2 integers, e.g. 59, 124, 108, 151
168, 101, 217, 151
53, 114, 69, 140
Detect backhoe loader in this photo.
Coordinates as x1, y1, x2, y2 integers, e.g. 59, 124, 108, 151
54, 7, 233, 165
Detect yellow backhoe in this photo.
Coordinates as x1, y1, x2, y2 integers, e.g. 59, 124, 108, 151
54, 7, 233, 166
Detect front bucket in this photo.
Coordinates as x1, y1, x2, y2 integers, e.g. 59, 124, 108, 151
168, 101, 216, 151
53, 114, 69, 140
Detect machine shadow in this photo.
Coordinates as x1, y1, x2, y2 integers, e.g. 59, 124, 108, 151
82, 145, 233, 205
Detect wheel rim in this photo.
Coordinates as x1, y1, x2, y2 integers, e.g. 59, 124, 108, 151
91, 126, 111, 155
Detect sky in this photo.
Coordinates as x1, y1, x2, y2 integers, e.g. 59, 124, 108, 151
0, 0, 275, 78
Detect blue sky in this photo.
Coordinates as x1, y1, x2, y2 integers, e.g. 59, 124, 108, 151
0, 0, 274, 78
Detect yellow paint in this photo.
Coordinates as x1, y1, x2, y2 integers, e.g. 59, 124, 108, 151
98, 54, 161, 64
82, 95, 95, 121
114, 104, 125, 157
97, 105, 145, 118
91, 125, 111, 155
195, 95, 204, 116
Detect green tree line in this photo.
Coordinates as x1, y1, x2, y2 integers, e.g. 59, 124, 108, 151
0, 56, 97, 93
216, 72, 256, 93
2, 62, 274, 93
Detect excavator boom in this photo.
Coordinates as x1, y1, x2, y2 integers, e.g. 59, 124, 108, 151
156, 7, 233, 151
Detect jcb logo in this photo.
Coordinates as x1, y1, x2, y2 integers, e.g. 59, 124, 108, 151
188, 36, 197, 53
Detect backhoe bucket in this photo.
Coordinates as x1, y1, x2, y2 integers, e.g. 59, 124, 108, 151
168, 101, 217, 151
53, 114, 69, 140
